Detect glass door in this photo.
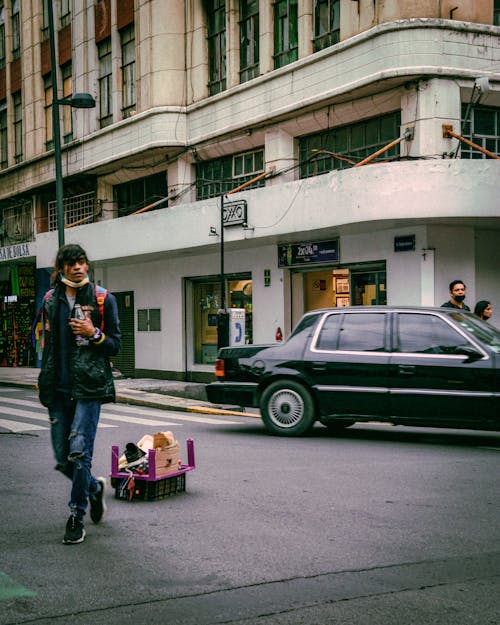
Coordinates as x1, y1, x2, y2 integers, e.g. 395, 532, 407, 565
351, 270, 387, 306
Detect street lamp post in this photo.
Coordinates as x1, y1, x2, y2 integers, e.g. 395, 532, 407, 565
47, 2, 95, 248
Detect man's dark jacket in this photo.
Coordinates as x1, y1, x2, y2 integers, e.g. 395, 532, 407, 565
38, 282, 121, 407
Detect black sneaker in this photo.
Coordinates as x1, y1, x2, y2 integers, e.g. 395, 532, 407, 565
63, 515, 85, 545
89, 477, 107, 524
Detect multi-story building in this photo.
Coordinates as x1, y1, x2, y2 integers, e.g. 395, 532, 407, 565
0, 0, 499, 378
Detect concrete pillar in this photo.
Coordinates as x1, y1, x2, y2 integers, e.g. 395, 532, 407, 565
226, 0, 240, 88
168, 154, 196, 206
259, 0, 274, 74
298, 0, 313, 58
401, 78, 461, 159
265, 127, 297, 184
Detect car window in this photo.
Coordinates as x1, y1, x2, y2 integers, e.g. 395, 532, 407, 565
316, 312, 386, 352
396, 313, 471, 354
448, 312, 500, 354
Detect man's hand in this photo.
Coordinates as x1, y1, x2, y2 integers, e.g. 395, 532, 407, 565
69, 317, 96, 338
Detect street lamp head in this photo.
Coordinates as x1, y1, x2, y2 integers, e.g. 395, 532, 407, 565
68, 93, 96, 108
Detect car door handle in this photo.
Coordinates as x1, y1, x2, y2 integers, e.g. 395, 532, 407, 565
311, 362, 327, 371
398, 365, 416, 375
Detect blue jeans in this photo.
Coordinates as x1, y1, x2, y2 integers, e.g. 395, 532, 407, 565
49, 394, 101, 516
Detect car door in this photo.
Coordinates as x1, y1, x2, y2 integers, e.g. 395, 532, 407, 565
389, 311, 494, 424
307, 310, 391, 417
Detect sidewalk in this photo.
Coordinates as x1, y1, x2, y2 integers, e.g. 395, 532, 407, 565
0, 367, 253, 418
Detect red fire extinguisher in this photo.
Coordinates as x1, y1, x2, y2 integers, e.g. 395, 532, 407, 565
275, 327, 283, 341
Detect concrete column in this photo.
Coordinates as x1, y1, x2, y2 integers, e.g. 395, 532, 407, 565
186, 0, 208, 103
420, 247, 435, 306
168, 153, 196, 206
265, 127, 297, 184
226, 0, 240, 88
97, 179, 115, 221
401, 78, 461, 159
259, 0, 274, 74
298, 0, 313, 59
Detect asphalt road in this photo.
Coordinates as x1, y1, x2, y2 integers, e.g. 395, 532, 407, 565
1, 386, 499, 625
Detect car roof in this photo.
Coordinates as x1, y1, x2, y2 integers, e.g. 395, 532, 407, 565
304, 306, 472, 315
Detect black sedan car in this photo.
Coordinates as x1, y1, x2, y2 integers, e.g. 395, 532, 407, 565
206, 306, 500, 436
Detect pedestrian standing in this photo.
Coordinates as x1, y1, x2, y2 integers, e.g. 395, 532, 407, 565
474, 300, 492, 321
440, 280, 471, 311
38, 244, 121, 544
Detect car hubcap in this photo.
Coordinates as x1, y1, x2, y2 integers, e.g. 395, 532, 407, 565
268, 389, 304, 428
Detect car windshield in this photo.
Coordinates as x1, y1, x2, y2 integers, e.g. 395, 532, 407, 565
449, 312, 500, 353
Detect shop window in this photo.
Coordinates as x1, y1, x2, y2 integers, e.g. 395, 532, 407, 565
299, 111, 401, 178
207, 0, 226, 95
313, 0, 340, 52
193, 276, 252, 364
274, 0, 298, 69
240, 0, 259, 83
460, 105, 500, 159
98, 38, 112, 128
120, 24, 135, 118
114, 171, 168, 217
196, 149, 264, 200
138, 309, 161, 332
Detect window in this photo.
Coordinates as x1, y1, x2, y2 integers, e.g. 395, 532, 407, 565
60, 0, 71, 28
138, 309, 161, 332
460, 105, 500, 159
316, 313, 386, 351
239, 0, 259, 83
314, 0, 340, 52
0, 1, 5, 69
274, 0, 298, 69
48, 191, 97, 230
396, 314, 470, 354
13, 91, 22, 163
207, 0, 226, 95
494, 0, 500, 25
11, 0, 20, 60
98, 39, 112, 128
0, 99, 7, 169
41, 0, 50, 40
120, 25, 135, 118
44, 75, 53, 150
196, 149, 264, 200
114, 172, 168, 217
299, 111, 401, 178
61, 63, 73, 142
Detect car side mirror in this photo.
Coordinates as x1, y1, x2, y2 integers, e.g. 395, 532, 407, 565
455, 346, 483, 361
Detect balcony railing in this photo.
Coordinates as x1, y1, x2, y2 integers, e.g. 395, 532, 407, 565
48, 191, 97, 231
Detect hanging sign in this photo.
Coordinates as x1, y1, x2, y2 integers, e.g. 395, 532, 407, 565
223, 200, 247, 226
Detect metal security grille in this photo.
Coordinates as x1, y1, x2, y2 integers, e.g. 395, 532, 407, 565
48, 191, 97, 231
0, 200, 33, 246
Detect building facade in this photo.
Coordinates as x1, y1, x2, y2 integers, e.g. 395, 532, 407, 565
0, 0, 499, 378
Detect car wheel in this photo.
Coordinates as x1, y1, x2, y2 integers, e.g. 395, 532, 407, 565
319, 419, 355, 431
260, 380, 316, 436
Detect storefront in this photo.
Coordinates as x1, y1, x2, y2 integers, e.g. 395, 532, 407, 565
279, 240, 387, 326
191, 273, 253, 364
0, 263, 37, 367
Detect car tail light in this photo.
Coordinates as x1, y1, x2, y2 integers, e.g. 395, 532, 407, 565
215, 359, 225, 377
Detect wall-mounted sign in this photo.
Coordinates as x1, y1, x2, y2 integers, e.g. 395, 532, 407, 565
223, 200, 247, 226
0, 242, 33, 262
264, 269, 271, 287
394, 235, 416, 252
278, 240, 339, 267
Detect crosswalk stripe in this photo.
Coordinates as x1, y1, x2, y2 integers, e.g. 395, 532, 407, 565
105, 403, 241, 425
0, 418, 46, 432
0, 406, 116, 429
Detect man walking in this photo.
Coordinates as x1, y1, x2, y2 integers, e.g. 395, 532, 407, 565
38, 244, 121, 544
441, 279, 471, 311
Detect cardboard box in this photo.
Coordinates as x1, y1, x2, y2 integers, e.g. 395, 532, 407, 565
154, 442, 180, 476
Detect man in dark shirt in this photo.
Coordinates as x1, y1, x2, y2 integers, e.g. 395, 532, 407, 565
441, 279, 471, 311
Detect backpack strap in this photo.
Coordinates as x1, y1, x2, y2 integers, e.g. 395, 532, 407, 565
95, 284, 107, 331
